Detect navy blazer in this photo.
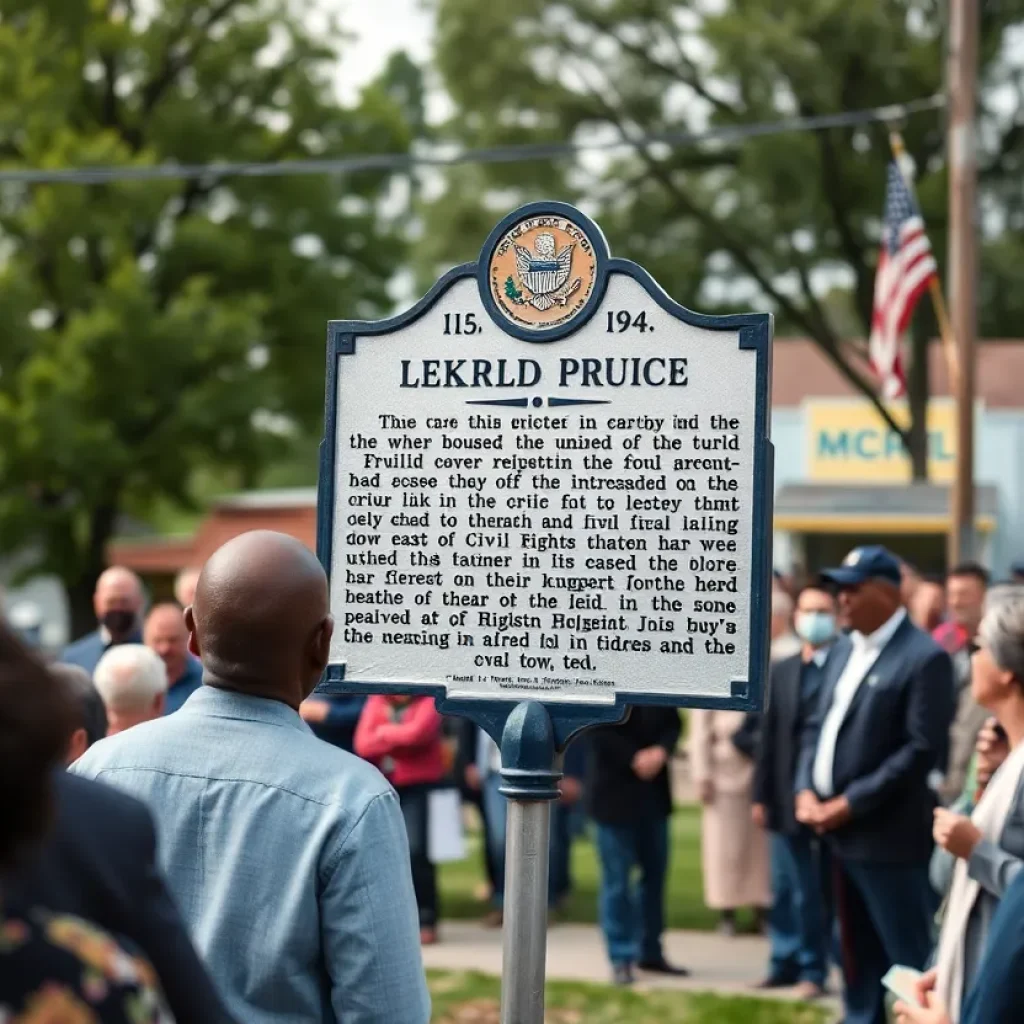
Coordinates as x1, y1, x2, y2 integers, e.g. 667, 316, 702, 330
796, 615, 955, 864
6, 772, 233, 1024
961, 869, 1024, 1023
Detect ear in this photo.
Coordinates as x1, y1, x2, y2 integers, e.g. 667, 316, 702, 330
312, 615, 334, 673
66, 728, 88, 765
997, 666, 1017, 694
184, 605, 200, 657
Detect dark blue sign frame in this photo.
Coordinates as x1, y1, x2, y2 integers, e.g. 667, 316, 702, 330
314, 201, 774, 751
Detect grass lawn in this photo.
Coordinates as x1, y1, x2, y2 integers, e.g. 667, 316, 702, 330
428, 971, 828, 1023
440, 804, 755, 933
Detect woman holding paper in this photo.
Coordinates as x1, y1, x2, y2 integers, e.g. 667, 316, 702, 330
897, 595, 1024, 1023
355, 694, 447, 945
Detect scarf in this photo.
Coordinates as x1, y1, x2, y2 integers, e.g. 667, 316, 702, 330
934, 737, 1024, 1022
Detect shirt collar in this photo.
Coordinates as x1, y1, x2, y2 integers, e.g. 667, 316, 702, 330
182, 684, 311, 734
810, 646, 830, 668
853, 607, 906, 652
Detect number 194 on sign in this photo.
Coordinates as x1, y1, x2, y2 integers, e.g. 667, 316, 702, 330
606, 310, 652, 333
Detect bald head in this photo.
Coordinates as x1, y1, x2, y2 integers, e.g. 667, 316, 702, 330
145, 603, 190, 685
174, 566, 201, 608
94, 566, 144, 641
186, 531, 332, 707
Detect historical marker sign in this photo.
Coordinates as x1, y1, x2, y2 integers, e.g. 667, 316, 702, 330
316, 202, 774, 726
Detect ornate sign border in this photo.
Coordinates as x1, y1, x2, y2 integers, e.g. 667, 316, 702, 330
314, 201, 774, 748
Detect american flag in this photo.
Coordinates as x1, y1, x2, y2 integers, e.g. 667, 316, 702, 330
868, 162, 938, 399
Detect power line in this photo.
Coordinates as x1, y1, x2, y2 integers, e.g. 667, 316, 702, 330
0, 95, 944, 186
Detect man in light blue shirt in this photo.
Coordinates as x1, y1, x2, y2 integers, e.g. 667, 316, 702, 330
72, 531, 430, 1024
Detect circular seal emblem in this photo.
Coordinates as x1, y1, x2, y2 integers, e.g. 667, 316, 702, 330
487, 214, 599, 333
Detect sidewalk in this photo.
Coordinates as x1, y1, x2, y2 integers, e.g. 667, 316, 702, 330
422, 920, 841, 1010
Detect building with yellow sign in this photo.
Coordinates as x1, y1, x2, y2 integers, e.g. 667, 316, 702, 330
769, 341, 1024, 578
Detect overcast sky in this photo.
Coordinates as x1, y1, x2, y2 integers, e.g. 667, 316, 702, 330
335, 0, 435, 102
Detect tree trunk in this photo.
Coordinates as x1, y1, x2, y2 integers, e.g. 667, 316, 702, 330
66, 577, 97, 643
906, 323, 931, 481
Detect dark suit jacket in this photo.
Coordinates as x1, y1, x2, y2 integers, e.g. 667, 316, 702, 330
6, 772, 233, 1024
754, 653, 817, 835
961, 868, 1024, 1023
796, 615, 955, 864
587, 707, 681, 826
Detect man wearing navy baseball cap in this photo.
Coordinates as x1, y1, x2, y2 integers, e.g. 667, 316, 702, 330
795, 545, 956, 1024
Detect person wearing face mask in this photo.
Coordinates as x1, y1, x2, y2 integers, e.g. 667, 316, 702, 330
751, 584, 838, 1000
62, 567, 146, 676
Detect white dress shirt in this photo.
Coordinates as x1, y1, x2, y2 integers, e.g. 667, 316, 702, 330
809, 647, 830, 669
811, 607, 907, 797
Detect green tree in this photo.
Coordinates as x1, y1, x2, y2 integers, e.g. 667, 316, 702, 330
0, 0, 410, 634
424, 0, 1024, 477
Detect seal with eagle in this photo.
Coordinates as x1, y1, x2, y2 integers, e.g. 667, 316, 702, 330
513, 232, 578, 311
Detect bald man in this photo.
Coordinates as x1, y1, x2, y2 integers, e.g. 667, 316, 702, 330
71, 531, 430, 1024
62, 567, 145, 674
145, 603, 203, 713
174, 566, 201, 608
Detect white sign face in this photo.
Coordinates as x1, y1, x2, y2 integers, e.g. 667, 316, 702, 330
323, 205, 772, 708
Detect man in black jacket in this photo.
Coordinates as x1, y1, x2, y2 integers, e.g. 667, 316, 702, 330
588, 706, 687, 985
796, 546, 955, 1024
752, 583, 838, 998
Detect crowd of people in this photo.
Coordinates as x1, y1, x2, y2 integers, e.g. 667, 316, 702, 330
0, 529, 688, 1021
688, 548, 1024, 1024
5, 533, 1024, 1021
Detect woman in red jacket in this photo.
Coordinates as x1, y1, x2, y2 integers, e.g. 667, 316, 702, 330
354, 694, 446, 943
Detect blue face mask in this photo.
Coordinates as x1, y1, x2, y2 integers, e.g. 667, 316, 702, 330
795, 611, 836, 647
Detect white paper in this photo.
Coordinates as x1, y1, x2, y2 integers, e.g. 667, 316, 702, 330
427, 787, 466, 864
881, 965, 924, 1004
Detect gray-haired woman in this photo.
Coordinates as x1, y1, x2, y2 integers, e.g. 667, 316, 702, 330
924, 595, 1024, 1022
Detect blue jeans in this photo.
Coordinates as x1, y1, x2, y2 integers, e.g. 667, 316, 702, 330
595, 818, 669, 966
767, 831, 829, 985
482, 772, 564, 908
834, 857, 938, 1024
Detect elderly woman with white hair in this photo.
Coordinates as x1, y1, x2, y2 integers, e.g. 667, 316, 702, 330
92, 644, 168, 737
898, 593, 1024, 1024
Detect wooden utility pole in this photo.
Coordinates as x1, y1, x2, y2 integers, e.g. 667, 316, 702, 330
947, 0, 978, 565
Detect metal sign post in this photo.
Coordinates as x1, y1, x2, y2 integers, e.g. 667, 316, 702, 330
498, 701, 560, 1024
314, 201, 774, 1023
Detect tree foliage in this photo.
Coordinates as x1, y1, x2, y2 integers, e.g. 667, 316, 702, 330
0, 0, 410, 628
423, 0, 1024, 476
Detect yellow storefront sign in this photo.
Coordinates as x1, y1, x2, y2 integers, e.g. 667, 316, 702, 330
806, 399, 957, 483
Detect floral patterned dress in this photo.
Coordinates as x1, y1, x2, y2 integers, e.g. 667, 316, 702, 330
0, 908, 174, 1023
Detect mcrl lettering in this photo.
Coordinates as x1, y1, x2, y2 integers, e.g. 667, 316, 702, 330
817, 428, 954, 461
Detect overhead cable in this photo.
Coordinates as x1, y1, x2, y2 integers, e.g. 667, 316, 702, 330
0, 94, 945, 186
